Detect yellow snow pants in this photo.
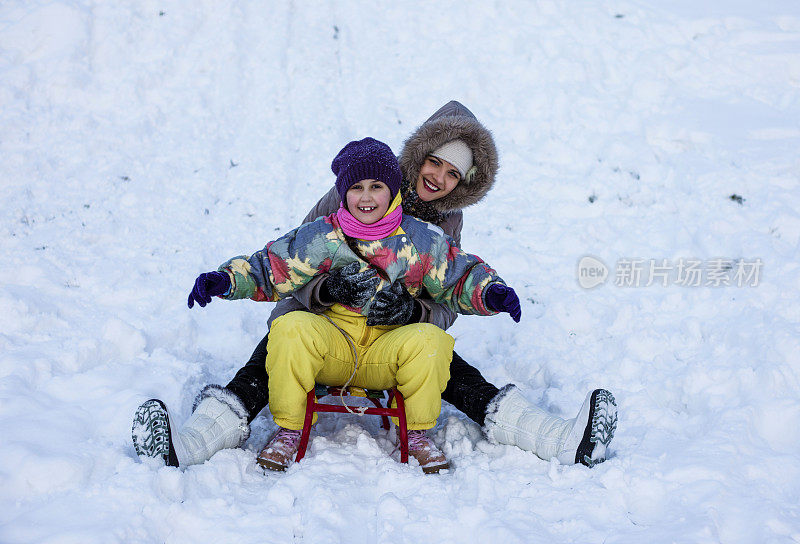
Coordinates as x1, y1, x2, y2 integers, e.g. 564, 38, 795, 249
266, 305, 454, 431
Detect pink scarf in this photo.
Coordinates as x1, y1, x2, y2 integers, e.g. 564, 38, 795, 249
336, 201, 403, 240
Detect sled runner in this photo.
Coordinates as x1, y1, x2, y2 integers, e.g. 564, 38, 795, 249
296, 385, 408, 463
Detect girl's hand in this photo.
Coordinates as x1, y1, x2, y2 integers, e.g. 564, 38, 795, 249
485, 284, 522, 322
188, 271, 231, 308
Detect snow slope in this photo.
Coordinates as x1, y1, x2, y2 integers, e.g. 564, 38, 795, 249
1, 1, 799, 542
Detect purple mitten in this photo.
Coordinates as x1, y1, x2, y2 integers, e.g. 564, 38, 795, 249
485, 284, 522, 322
188, 271, 231, 308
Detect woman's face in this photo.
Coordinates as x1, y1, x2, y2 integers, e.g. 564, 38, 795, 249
346, 180, 392, 224
415, 156, 461, 201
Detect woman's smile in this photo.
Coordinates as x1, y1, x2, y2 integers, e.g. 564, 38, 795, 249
421, 177, 441, 193
415, 156, 461, 201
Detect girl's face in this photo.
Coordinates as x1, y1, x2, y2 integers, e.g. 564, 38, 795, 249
415, 155, 461, 201
346, 180, 392, 224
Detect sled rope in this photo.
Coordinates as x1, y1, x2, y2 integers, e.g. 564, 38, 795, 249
322, 314, 367, 416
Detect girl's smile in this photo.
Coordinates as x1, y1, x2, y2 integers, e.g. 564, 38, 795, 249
346, 180, 392, 224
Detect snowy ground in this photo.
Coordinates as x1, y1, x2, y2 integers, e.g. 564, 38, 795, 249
2, 1, 800, 543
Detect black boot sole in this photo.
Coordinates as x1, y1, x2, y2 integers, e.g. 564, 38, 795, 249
575, 389, 618, 467
132, 399, 179, 467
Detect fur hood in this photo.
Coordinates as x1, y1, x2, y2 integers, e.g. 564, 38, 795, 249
398, 101, 499, 213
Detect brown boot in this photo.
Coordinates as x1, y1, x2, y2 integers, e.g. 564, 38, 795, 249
406, 429, 450, 474
257, 428, 301, 471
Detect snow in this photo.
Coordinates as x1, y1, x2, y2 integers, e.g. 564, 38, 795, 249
1, 1, 800, 542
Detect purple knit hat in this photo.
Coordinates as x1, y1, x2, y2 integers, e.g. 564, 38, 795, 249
331, 137, 402, 203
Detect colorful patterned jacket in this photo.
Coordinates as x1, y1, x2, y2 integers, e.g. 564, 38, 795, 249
218, 213, 503, 317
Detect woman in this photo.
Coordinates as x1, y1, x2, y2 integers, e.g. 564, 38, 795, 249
132, 101, 617, 469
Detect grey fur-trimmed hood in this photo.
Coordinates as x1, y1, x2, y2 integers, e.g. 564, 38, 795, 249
399, 100, 498, 213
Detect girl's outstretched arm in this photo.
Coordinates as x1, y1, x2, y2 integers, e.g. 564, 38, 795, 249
217, 217, 344, 302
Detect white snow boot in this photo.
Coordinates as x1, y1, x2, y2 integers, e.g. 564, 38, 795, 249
132, 385, 250, 467
484, 386, 617, 466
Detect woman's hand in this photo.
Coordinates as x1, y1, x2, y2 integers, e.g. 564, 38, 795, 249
188, 271, 231, 308
320, 262, 380, 308
485, 284, 522, 322
366, 282, 420, 326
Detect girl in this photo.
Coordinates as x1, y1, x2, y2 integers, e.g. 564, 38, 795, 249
133, 102, 616, 471
181, 137, 520, 472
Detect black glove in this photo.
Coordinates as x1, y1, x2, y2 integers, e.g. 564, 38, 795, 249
320, 262, 380, 308
366, 282, 422, 326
